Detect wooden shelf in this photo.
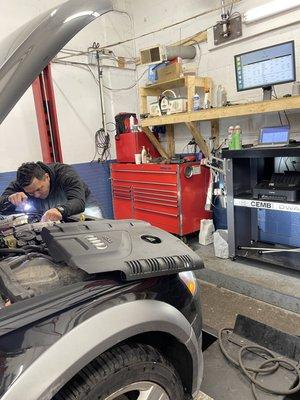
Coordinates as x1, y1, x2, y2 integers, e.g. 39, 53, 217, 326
140, 75, 212, 115
140, 96, 300, 127
140, 76, 210, 92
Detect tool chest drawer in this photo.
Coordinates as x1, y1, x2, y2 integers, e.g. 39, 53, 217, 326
111, 163, 211, 236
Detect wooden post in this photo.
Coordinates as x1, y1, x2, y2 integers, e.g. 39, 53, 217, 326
204, 77, 213, 107
144, 127, 169, 159
185, 122, 210, 158
166, 125, 175, 158
187, 76, 196, 113
211, 119, 220, 150
139, 88, 149, 115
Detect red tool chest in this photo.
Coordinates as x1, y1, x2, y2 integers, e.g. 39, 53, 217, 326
115, 131, 160, 163
111, 162, 211, 236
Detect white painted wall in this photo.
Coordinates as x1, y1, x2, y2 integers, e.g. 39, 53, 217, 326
1, 0, 300, 172
0, 0, 136, 171
124, 0, 300, 152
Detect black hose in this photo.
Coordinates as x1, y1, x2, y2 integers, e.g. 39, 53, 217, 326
0, 248, 27, 254
218, 327, 300, 399
23, 245, 46, 253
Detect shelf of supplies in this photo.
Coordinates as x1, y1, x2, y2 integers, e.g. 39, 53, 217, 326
140, 75, 212, 115
140, 75, 214, 158
234, 197, 300, 213
140, 95, 300, 127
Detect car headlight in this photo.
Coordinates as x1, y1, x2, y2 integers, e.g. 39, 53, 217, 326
179, 271, 198, 296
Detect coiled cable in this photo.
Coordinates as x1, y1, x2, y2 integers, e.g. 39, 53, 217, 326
219, 327, 300, 399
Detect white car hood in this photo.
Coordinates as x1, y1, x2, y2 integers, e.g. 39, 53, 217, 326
0, 0, 113, 124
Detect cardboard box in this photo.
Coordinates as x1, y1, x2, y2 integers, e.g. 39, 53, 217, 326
157, 62, 183, 82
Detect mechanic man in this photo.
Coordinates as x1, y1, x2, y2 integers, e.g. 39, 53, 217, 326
0, 162, 95, 222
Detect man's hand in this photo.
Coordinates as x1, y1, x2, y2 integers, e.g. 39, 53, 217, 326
8, 192, 28, 206
41, 208, 63, 222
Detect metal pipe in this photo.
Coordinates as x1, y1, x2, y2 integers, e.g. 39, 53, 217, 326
239, 246, 300, 254
166, 45, 196, 60
96, 51, 107, 132
221, 0, 226, 16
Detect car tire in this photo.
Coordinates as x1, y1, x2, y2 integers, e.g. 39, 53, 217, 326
53, 342, 185, 400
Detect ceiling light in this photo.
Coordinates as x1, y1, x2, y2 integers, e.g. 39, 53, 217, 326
243, 0, 300, 24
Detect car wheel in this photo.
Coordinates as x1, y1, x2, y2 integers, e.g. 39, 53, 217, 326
53, 343, 185, 400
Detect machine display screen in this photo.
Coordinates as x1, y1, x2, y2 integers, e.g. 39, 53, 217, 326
259, 126, 290, 144
235, 41, 295, 91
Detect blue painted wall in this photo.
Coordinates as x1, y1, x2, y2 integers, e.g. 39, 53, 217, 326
72, 162, 113, 218
0, 161, 114, 219
258, 210, 300, 247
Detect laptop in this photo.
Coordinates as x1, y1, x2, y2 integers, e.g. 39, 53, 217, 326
255, 125, 290, 148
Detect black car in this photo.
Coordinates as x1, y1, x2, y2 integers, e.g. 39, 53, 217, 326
0, 217, 203, 400
0, 1, 204, 399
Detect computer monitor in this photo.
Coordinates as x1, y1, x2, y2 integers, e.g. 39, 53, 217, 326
258, 125, 290, 147
235, 41, 296, 100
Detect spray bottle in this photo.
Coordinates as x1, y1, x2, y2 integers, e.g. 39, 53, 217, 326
141, 146, 147, 163
129, 115, 135, 131
193, 93, 201, 111
204, 90, 211, 109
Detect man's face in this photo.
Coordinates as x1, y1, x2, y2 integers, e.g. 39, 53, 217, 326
23, 173, 50, 199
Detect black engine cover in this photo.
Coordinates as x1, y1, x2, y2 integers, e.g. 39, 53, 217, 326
41, 219, 203, 280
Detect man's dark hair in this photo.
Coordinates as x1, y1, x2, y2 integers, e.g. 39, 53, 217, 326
16, 162, 46, 188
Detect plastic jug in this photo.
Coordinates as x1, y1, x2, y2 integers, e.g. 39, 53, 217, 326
199, 219, 215, 245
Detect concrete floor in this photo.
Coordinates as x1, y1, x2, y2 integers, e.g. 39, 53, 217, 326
193, 243, 300, 297
190, 241, 300, 336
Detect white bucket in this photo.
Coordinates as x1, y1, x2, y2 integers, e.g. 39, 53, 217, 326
199, 219, 215, 245
213, 229, 229, 259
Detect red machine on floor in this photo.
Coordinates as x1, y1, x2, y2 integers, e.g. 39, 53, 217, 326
115, 131, 160, 163
114, 112, 160, 163
111, 162, 211, 237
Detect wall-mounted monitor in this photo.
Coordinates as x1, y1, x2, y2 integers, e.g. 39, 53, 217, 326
234, 41, 296, 99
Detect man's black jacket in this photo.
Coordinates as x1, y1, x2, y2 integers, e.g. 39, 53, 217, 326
0, 162, 91, 218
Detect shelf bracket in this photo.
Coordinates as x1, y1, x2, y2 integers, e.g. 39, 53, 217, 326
185, 122, 210, 158
144, 127, 169, 159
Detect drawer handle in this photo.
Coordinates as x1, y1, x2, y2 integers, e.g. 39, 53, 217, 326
132, 187, 177, 195
134, 206, 179, 217
112, 169, 176, 175
133, 190, 177, 199
134, 196, 178, 205
112, 179, 177, 186
134, 197, 178, 207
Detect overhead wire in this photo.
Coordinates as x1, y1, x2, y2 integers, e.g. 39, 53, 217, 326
273, 87, 291, 128
91, 129, 111, 163
96, 1, 239, 50
103, 68, 148, 91
53, 0, 238, 63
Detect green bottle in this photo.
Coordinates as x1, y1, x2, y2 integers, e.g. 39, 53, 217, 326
228, 126, 235, 150
233, 125, 242, 150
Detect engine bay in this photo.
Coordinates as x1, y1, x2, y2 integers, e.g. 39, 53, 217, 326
0, 214, 87, 305
0, 214, 203, 306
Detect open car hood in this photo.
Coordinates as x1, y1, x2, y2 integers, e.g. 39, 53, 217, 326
0, 0, 113, 124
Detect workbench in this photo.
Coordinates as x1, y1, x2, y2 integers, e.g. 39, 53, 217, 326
223, 145, 300, 270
